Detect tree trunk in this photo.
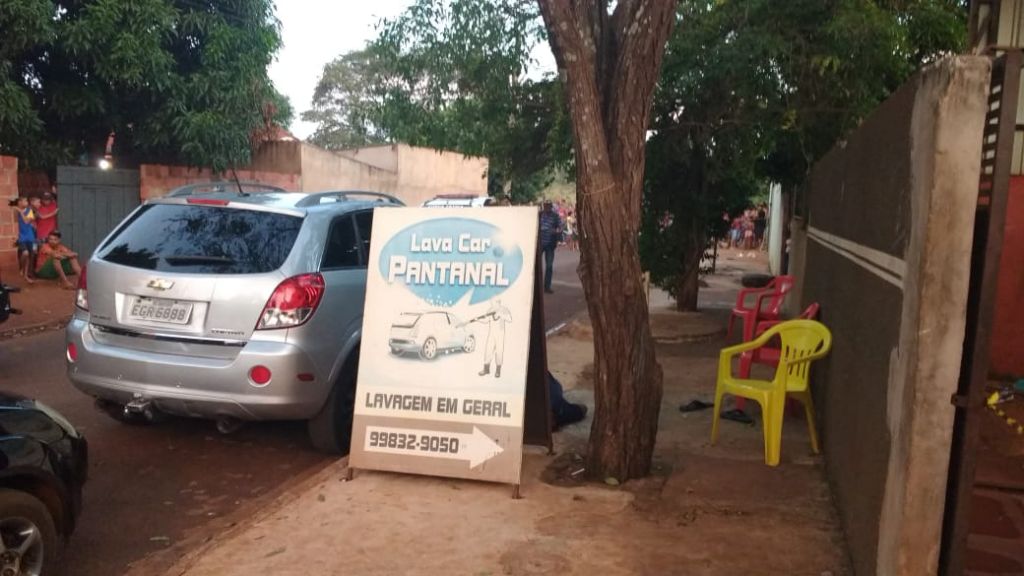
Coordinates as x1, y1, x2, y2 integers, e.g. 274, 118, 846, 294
676, 152, 708, 312
538, 0, 677, 481
675, 223, 705, 312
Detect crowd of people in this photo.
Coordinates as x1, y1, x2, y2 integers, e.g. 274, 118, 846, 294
723, 204, 769, 251
9, 187, 81, 289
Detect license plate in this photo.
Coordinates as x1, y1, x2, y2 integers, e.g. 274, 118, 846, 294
128, 297, 193, 325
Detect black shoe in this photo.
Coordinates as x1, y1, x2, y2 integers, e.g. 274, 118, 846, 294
679, 400, 714, 413
495, 367, 501, 378
479, 364, 490, 376
544, 288, 554, 294
720, 409, 754, 425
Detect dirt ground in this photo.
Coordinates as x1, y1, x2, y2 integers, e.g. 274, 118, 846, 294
154, 266, 851, 576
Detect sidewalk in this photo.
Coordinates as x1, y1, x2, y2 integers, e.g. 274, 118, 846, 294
0, 265, 76, 340
139, 250, 851, 576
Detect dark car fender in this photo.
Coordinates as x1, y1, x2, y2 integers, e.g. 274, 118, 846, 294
0, 438, 79, 537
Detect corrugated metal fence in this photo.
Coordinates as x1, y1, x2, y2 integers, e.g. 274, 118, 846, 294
56, 166, 140, 260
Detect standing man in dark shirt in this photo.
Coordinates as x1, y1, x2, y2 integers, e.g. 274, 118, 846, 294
538, 200, 562, 294
754, 204, 767, 248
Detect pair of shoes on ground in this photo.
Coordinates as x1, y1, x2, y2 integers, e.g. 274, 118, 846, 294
678, 400, 754, 425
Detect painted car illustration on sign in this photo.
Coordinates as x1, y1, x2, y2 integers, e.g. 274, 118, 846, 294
388, 311, 476, 360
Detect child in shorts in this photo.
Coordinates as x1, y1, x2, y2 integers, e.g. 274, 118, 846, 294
14, 197, 37, 283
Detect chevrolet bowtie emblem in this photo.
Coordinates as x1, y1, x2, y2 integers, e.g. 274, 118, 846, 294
147, 279, 175, 291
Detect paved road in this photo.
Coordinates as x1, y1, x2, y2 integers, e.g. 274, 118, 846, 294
0, 248, 584, 576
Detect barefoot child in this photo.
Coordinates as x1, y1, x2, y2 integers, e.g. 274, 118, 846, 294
14, 197, 36, 284
35, 231, 81, 289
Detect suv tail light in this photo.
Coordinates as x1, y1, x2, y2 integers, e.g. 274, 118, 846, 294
76, 265, 89, 311
256, 273, 325, 330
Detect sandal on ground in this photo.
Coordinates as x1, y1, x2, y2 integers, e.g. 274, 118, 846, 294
679, 400, 714, 413
720, 409, 754, 425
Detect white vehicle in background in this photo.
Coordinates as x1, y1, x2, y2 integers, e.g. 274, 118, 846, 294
422, 194, 492, 208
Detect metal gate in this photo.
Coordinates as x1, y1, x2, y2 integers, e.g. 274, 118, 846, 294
939, 49, 1020, 575
56, 166, 140, 259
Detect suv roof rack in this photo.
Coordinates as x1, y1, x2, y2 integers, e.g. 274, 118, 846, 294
295, 191, 405, 207
167, 182, 287, 198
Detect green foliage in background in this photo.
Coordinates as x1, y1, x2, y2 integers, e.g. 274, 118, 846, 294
641, 0, 966, 307
304, 0, 572, 203
0, 0, 290, 171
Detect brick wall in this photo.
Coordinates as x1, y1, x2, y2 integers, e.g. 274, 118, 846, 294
139, 164, 301, 201
17, 170, 51, 198
0, 156, 19, 271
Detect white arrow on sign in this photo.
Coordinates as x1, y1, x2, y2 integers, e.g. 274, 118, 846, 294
364, 426, 504, 468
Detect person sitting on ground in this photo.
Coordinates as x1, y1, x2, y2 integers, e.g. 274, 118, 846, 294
35, 231, 81, 289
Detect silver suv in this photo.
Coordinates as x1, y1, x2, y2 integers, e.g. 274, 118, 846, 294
65, 185, 401, 453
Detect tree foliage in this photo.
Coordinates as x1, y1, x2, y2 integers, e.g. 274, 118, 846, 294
304, 0, 571, 203
640, 0, 966, 309
0, 0, 290, 171
302, 49, 386, 150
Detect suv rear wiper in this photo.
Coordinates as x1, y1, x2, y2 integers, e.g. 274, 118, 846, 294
163, 255, 237, 266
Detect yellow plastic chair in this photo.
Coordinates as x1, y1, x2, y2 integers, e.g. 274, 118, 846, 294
710, 319, 832, 466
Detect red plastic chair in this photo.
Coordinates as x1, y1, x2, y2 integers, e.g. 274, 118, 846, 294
727, 275, 794, 343
739, 303, 821, 378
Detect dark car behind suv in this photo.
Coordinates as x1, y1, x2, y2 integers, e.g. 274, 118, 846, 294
0, 394, 88, 575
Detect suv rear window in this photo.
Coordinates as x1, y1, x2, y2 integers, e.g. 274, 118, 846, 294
99, 203, 303, 274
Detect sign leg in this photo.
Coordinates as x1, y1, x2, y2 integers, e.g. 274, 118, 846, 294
512, 483, 522, 500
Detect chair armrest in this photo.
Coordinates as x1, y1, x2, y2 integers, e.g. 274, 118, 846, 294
718, 327, 780, 375
735, 285, 772, 310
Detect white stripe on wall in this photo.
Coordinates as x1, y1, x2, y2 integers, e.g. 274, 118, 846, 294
807, 226, 906, 290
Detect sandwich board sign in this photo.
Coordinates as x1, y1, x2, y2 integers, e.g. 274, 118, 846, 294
349, 207, 539, 485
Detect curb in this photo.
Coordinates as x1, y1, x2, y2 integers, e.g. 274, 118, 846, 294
0, 316, 70, 341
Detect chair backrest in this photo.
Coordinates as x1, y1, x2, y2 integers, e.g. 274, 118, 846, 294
762, 275, 795, 315
764, 319, 832, 392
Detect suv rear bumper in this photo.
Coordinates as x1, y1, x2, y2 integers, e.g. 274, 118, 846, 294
65, 318, 329, 421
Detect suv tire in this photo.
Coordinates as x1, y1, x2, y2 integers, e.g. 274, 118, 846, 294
308, 348, 358, 455
0, 488, 61, 576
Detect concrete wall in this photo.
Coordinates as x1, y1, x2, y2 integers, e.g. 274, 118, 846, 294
139, 164, 301, 201
990, 175, 1024, 377
301, 143, 488, 206
298, 144, 399, 195
0, 156, 18, 270
336, 144, 400, 172
767, 183, 784, 275
395, 144, 488, 204
800, 57, 990, 575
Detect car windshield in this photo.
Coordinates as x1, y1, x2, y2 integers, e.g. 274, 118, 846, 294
99, 204, 303, 274
394, 313, 421, 328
